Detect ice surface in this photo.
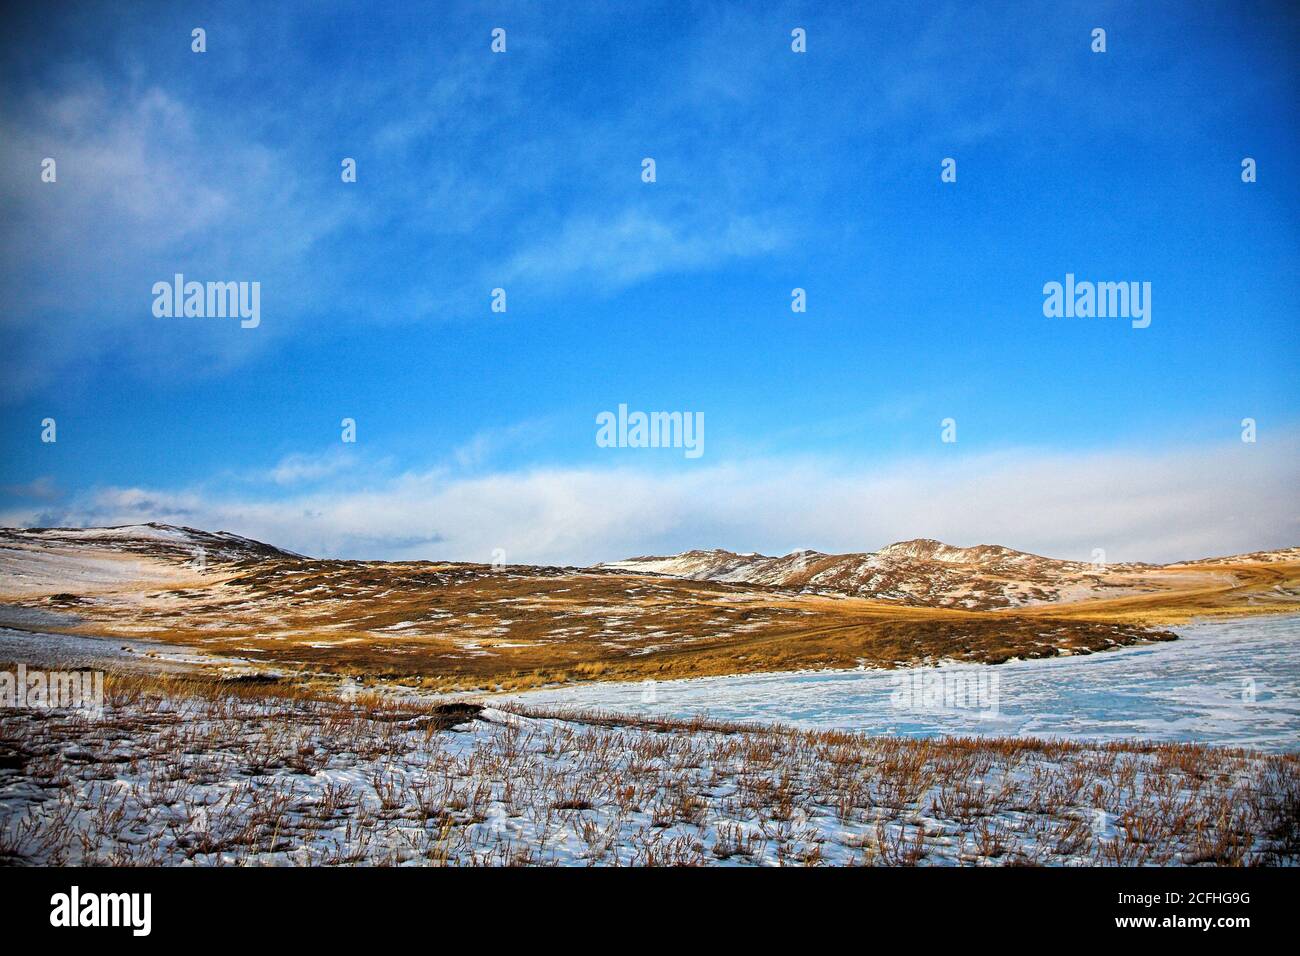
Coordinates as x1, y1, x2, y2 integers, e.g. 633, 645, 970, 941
505, 616, 1300, 752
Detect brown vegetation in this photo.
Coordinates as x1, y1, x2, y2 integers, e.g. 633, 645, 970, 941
1, 675, 1294, 867
13, 559, 1186, 691
3, 528, 1295, 692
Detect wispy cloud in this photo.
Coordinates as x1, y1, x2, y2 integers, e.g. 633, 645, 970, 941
0, 83, 352, 398
0, 2, 1163, 403
2, 476, 59, 501
265, 449, 359, 487
451, 419, 556, 470
6, 435, 1295, 566
500, 209, 785, 293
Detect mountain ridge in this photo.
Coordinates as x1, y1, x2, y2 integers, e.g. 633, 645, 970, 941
600, 539, 1300, 609
1, 521, 1296, 688
3, 521, 1297, 611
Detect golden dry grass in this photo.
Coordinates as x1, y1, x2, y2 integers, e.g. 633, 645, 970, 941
9, 555, 1298, 692
1026, 561, 1300, 625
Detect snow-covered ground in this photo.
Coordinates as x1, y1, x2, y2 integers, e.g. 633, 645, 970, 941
3, 688, 1294, 866
0, 545, 202, 598
503, 616, 1300, 752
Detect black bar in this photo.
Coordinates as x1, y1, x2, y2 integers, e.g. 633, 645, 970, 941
0, 866, 1285, 943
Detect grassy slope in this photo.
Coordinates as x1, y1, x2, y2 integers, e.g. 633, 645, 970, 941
10, 556, 1295, 692
1025, 561, 1300, 624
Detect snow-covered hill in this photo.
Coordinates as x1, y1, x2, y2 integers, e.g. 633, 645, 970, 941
1, 522, 300, 562
0, 523, 301, 598
600, 538, 1299, 609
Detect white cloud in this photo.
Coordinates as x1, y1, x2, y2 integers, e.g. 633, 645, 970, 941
499, 209, 784, 294
1, 476, 59, 501
450, 419, 555, 470
266, 450, 358, 486
5, 436, 1295, 566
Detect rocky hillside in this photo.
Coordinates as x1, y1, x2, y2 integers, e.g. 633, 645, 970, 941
601, 538, 1297, 609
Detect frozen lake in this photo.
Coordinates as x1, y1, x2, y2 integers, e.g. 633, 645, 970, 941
505, 615, 1300, 752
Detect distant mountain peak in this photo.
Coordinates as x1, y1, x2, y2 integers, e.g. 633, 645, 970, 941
875, 538, 1042, 563
600, 538, 1089, 609
0, 522, 302, 561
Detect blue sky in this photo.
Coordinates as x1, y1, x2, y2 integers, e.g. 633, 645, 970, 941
1, 1, 1297, 563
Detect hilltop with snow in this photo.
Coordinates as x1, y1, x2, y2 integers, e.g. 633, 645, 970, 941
600, 538, 1300, 609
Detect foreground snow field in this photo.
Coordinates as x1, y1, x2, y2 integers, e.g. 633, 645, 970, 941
505, 616, 1300, 752
1, 676, 1296, 866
